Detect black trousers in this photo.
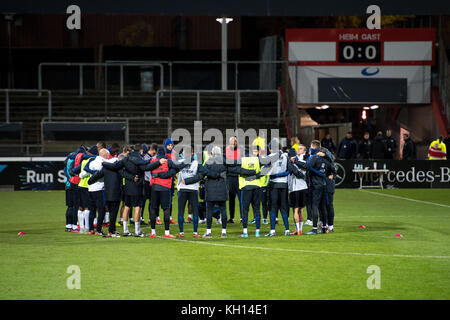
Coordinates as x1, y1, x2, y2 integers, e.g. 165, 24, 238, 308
65, 189, 73, 225
79, 187, 90, 209
65, 206, 72, 225
269, 186, 288, 215
206, 201, 227, 230
178, 190, 199, 218
178, 190, 199, 233
106, 201, 120, 234
311, 186, 328, 228
261, 186, 269, 219
326, 192, 335, 226
305, 189, 313, 221
150, 189, 171, 230
227, 176, 240, 220
142, 182, 152, 221
72, 187, 80, 225
240, 188, 262, 228
88, 190, 106, 232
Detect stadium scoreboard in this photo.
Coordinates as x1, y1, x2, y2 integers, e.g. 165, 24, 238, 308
286, 28, 435, 104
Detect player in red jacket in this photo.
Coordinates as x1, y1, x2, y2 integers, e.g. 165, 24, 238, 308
149, 146, 188, 238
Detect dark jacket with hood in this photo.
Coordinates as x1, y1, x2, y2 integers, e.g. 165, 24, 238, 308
384, 135, 397, 158
337, 137, 358, 159
295, 149, 336, 189
402, 138, 416, 160
102, 152, 162, 196
321, 138, 336, 153
321, 148, 336, 193
88, 161, 122, 202
185, 154, 228, 202
358, 138, 373, 159
371, 135, 386, 159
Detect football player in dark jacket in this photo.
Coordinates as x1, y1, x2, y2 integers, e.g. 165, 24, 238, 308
148, 147, 189, 238
88, 153, 127, 237
184, 146, 229, 238
295, 140, 336, 234
63, 149, 80, 233
224, 136, 246, 223
102, 145, 166, 237
176, 149, 204, 238
226, 145, 263, 237
264, 139, 305, 237
319, 147, 336, 233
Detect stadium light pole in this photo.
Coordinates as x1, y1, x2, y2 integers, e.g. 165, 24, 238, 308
216, 17, 233, 90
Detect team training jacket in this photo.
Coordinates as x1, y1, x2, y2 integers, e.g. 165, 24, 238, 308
184, 155, 228, 202
143, 153, 153, 183
265, 151, 304, 187
102, 153, 162, 196
68, 152, 84, 185
268, 151, 289, 184
88, 157, 122, 202
150, 155, 188, 191
83, 156, 105, 192
64, 152, 76, 190
177, 158, 201, 192
288, 154, 308, 193
321, 148, 336, 193
295, 152, 335, 189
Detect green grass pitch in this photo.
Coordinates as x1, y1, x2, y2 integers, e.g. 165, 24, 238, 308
0, 188, 449, 300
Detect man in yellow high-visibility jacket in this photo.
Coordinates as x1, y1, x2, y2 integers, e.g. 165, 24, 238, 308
227, 145, 262, 237
428, 137, 447, 160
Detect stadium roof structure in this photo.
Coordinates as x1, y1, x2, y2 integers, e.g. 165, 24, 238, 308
1, 0, 450, 16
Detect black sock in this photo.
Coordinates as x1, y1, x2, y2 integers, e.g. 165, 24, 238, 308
163, 208, 170, 231
66, 207, 72, 226
150, 207, 157, 229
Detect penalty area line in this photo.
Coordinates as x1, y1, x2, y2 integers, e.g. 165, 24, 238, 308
359, 190, 450, 209
156, 237, 450, 260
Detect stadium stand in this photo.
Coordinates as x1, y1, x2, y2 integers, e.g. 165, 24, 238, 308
0, 89, 285, 155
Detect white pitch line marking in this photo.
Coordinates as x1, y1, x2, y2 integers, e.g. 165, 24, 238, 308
156, 237, 450, 260
359, 190, 450, 209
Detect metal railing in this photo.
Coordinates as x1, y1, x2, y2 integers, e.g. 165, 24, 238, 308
37, 60, 291, 123
1, 89, 52, 123
0, 144, 44, 156
106, 60, 289, 91
1, 60, 292, 155
41, 116, 172, 145
155, 89, 281, 127
38, 62, 164, 97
